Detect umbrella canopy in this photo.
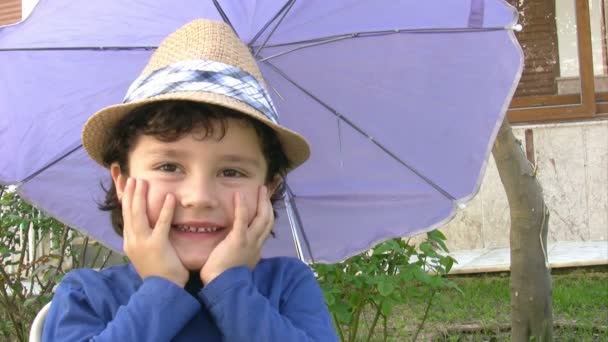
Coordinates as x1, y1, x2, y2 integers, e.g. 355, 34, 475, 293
0, 0, 523, 263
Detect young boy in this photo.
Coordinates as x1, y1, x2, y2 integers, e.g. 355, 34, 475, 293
42, 19, 338, 341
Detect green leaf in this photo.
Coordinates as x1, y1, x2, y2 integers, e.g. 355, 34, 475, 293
399, 267, 415, 282
381, 300, 393, 316
413, 267, 431, 284
365, 275, 379, 285
373, 242, 391, 255
378, 281, 395, 297
23, 297, 39, 308
419, 242, 433, 255
349, 292, 363, 306
332, 303, 351, 324
12, 281, 23, 293
0, 245, 10, 257
427, 229, 446, 241
427, 275, 444, 289
441, 256, 455, 273
38, 293, 53, 305
373, 239, 401, 255
427, 230, 449, 252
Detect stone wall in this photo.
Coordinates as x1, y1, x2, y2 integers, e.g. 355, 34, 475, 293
442, 120, 608, 251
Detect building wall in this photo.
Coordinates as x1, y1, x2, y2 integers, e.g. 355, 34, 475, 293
442, 120, 608, 251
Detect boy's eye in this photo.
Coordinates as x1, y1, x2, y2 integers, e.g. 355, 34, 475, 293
157, 163, 179, 172
220, 169, 244, 178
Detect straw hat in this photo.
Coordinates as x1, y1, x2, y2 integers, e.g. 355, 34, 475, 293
82, 19, 310, 171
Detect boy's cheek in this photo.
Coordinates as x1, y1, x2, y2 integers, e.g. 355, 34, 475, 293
229, 189, 261, 226
146, 187, 172, 225
142, 185, 261, 226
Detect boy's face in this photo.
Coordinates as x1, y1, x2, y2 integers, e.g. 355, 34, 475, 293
112, 118, 275, 271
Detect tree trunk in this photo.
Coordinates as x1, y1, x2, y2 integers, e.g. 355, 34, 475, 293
492, 119, 553, 341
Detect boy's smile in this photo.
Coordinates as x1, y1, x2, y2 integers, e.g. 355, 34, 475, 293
113, 118, 273, 271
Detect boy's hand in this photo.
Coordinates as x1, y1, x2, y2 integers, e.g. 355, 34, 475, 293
122, 178, 189, 287
200, 186, 273, 285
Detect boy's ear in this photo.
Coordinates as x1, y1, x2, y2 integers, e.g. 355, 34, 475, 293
110, 162, 127, 201
267, 175, 283, 198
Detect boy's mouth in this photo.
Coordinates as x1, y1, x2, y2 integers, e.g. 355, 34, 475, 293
172, 224, 225, 234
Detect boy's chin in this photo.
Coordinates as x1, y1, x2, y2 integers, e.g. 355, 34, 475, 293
178, 254, 207, 272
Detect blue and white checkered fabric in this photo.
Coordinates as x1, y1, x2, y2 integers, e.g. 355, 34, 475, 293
123, 60, 279, 124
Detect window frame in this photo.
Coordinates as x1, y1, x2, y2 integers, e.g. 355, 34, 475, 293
507, 0, 608, 123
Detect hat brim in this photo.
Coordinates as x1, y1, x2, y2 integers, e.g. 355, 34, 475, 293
82, 91, 311, 172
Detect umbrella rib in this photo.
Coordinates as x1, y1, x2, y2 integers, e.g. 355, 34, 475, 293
0, 27, 509, 53
253, 0, 296, 58
255, 26, 508, 62
264, 61, 457, 202
19, 145, 83, 185
285, 183, 316, 263
0, 46, 156, 52
266, 26, 509, 47
212, 0, 238, 36
258, 35, 349, 63
249, 0, 296, 47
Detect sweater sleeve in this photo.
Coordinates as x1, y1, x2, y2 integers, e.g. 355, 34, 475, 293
200, 262, 338, 341
42, 272, 200, 341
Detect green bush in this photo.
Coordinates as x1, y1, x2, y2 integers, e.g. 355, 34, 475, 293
0, 186, 117, 341
312, 231, 458, 342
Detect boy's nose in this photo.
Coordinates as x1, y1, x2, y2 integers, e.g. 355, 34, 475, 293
179, 177, 219, 209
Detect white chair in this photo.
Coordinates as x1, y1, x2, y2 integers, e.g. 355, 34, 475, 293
29, 301, 51, 342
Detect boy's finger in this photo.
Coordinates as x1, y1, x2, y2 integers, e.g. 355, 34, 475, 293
263, 198, 275, 240
257, 189, 274, 246
249, 186, 271, 240
153, 193, 175, 238
233, 192, 248, 237
121, 177, 135, 241
132, 178, 151, 237
255, 211, 273, 247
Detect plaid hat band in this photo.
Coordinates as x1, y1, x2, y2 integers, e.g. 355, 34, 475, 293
123, 59, 279, 124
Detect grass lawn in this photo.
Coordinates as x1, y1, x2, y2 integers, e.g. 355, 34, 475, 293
355, 266, 608, 341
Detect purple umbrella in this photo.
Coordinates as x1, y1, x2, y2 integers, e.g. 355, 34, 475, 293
0, 0, 522, 263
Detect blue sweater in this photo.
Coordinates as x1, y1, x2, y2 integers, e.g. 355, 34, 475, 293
43, 257, 338, 341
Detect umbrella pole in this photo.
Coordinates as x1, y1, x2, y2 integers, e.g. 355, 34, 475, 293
283, 190, 305, 262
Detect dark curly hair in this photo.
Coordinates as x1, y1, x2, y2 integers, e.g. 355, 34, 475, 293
99, 100, 290, 237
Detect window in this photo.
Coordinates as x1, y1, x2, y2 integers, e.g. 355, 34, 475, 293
507, 0, 608, 123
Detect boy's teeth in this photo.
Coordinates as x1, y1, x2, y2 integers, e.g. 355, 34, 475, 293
175, 225, 220, 233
